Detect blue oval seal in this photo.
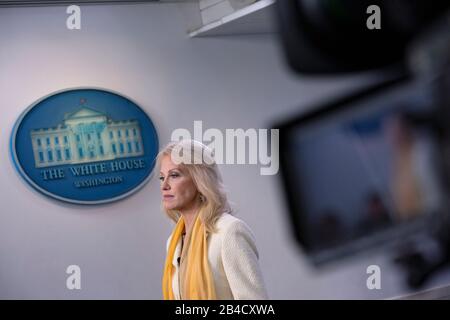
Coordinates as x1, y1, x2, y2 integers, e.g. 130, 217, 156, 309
10, 88, 159, 204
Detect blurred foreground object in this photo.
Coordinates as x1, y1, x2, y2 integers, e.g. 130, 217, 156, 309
274, 1, 450, 288
276, 0, 450, 74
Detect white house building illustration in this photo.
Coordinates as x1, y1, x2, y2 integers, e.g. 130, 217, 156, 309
30, 106, 144, 168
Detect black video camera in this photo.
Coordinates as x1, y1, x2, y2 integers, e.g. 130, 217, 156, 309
274, 0, 450, 288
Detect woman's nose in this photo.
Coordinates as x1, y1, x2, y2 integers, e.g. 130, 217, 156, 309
161, 179, 170, 190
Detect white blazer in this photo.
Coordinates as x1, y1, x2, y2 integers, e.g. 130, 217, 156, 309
166, 212, 269, 300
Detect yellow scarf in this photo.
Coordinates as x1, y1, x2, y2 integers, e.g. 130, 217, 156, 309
162, 210, 216, 300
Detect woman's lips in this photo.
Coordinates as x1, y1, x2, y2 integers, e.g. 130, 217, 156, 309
163, 195, 174, 200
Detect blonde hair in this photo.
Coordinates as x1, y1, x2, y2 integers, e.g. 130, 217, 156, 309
156, 139, 232, 233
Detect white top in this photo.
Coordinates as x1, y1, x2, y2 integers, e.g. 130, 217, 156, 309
166, 212, 269, 300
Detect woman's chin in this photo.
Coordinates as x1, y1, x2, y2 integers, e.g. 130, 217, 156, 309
163, 204, 178, 211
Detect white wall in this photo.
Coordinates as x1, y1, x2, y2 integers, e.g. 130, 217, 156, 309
1, 2, 449, 299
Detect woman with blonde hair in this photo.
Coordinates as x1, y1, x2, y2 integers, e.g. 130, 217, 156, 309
159, 139, 268, 300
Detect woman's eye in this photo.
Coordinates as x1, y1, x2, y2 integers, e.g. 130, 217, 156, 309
170, 173, 179, 178
159, 176, 164, 181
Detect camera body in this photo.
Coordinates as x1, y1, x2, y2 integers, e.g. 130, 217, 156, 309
275, 0, 450, 288
276, 0, 450, 74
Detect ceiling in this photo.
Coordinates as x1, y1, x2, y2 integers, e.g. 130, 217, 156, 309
0, 0, 182, 7
0, 0, 276, 36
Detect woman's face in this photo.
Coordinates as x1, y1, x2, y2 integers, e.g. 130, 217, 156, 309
159, 154, 199, 212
